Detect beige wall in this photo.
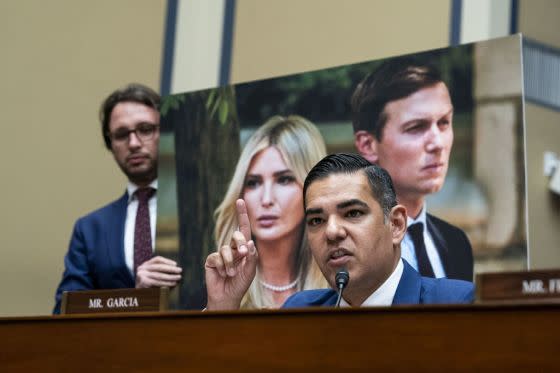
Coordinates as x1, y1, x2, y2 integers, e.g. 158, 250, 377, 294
231, 0, 451, 83
0, 0, 165, 316
519, 0, 560, 268
519, 0, 560, 45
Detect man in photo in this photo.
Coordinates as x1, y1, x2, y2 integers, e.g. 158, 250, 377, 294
352, 58, 473, 281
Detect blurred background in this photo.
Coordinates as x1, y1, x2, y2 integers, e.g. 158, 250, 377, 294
0, 0, 558, 316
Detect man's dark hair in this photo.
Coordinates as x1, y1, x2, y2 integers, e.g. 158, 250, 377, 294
100, 83, 160, 150
303, 153, 398, 218
351, 57, 445, 141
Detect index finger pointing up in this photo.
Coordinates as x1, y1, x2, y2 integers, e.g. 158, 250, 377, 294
236, 199, 252, 241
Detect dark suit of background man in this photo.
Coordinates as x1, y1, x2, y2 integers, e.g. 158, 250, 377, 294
53, 83, 182, 314
352, 58, 473, 282
204, 153, 473, 310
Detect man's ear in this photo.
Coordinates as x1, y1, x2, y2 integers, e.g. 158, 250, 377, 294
389, 205, 407, 246
354, 130, 379, 164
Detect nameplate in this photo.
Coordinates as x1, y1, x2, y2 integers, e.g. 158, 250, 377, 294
477, 270, 560, 302
61, 288, 169, 314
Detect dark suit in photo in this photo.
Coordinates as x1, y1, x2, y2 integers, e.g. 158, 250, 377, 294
426, 213, 474, 282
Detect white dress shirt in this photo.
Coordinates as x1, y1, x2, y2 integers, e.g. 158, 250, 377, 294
124, 180, 158, 275
340, 259, 404, 307
400, 205, 446, 278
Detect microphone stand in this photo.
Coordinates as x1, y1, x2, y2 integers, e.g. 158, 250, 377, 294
335, 269, 349, 307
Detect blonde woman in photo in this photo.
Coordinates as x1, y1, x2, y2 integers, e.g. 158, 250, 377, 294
213, 115, 328, 309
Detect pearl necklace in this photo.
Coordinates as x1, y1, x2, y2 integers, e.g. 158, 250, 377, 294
259, 279, 298, 292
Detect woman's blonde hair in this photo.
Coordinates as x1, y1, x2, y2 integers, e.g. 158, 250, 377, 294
214, 115, 328, 308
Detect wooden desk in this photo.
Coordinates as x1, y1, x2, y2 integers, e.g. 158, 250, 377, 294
1, 303, 559, 372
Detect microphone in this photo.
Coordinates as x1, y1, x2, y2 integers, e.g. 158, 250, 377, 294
335, 268, 349, 307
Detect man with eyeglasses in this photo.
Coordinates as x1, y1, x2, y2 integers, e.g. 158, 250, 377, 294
53, 84, 182, 314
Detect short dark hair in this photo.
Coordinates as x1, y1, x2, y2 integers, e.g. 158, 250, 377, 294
351, 57, 444, 141
303, 153, 398, 218
99, 83, 160, 150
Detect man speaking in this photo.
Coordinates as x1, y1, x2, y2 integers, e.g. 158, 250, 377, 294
204, 153, 473, 310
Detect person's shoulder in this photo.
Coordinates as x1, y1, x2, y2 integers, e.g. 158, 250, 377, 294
426, 213, 465, 235
419, 276, 474, 304
76, 192, 128, 224
282, 289, 337, 308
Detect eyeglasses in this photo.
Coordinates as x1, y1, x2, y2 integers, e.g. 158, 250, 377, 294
109, 123, 159, 144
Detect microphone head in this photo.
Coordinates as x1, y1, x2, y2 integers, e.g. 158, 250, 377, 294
335, 268, 349, 289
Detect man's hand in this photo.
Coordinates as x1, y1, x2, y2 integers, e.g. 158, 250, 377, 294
205, 199, 258, 310
135, 256, 182, 288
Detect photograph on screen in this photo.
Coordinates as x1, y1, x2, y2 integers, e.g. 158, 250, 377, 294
156, 34, 526, 310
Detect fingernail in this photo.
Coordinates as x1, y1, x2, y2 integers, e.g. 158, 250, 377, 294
239, 245, 247, 254
227, 267, 236, 277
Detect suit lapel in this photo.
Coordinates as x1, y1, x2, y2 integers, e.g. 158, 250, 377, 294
393, 260, 422, 305
106, 192, 135, 287
325, 291, 338, 306
426, 214, 451, 276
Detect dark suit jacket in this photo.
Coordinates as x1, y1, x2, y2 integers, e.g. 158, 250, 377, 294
426, 213, 473, 282
282, 260, 474, 308
53, 192, 134, 314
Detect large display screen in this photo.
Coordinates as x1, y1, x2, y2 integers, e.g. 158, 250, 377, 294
156, 35, 526, 310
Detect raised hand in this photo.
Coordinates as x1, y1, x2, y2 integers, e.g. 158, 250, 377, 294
205, 199, 258, 310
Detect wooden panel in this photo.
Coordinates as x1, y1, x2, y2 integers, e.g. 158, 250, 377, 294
1, 304, 560, 371
477, 270, 560, 301
61, 288, 168, 314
